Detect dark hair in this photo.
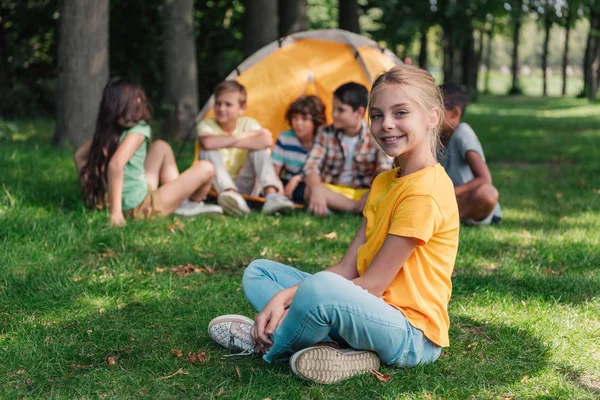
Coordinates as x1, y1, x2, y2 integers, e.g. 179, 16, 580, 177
79, 78, 151, 209
213, 80, 247, 105
333, 82, 368, 111
285, 95, 326, 134
439, 82, 469, 115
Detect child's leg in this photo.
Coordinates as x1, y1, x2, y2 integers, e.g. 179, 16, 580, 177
305, 184, 360, 212
242, 259, 311, 311
145, 140, 180, 190
243, 149, 282, 196
198, 149, 238, 193
157, 161, 215, 214
457, 183, 499, 221
264, 271, 441, 367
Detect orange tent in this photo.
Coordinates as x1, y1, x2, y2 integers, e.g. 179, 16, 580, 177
193, 29, 401, 160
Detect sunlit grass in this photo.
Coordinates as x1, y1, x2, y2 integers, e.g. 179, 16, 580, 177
1, 95, 599, 398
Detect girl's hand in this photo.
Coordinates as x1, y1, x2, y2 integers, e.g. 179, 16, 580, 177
251, 296, 288, 348
109, 213, 127, 227
284, 175, 302, 199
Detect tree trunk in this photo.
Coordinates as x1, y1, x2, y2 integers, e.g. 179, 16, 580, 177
586, 10, 600, 101
162, 0, 198, 139
0, 6, 13, 90
542, 11, 551, 97
54, 0, 109, 148
461, 21, 476, 97
243, 0, 278, 57
339, 0, 359, 33
418, 25, 428, 69
279, 0, 307, 37
510, 13, 522, 94
562, 8, 572, 96
484, 27, 494, 93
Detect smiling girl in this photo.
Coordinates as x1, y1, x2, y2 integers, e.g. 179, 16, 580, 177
207, 65, 460, 384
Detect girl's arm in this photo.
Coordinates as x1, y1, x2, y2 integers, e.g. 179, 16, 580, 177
325, 217, 367, 280
352, 234, 419, 297
107, 133, 146, 226
74, 139, 92, 173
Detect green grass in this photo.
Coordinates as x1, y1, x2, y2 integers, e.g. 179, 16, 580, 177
1, 95, 599, 399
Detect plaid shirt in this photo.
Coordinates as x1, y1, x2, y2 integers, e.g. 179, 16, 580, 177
303, 121, 393, 188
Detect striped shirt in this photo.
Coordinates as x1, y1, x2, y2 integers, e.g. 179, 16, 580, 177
272, 129, 310, 181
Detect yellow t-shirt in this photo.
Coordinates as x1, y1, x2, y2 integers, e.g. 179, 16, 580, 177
357, 163, 459, 347
197, 117, 261, 178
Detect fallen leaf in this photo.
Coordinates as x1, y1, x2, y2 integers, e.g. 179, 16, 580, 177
170, 349, 183, 357
559, 216, 568, 223
522, 230, 531, 238
500, 394, 515, 400
25, 378, 32, 388
101, 249, 115, 259
520, 375, 529, 383
215, 388, 225, 398
542, 267, 560, 276
323, 231, 338, 239
235, 367, 241, 377
154, 367, 188, 381
466, 342, 478, 351
260, 248, 268, 256
106, 356, 116, 366
171, 264, 202, 276
556, 192, 563, 199
87, 330, 93, 335
521, 300, 527, 308
188, 351, 209, 364
99, 308, 105, 314
593, 189, 600, 195
156, 267, 166, 273
578, 179, 587, 188
204, 266, 216, 274
370, 369, 391, 383
72, 276, 82, 282
167, 220, 184, 233
483, 263, 499, 274
198, 253, 214, 259
304, 220, 311, 226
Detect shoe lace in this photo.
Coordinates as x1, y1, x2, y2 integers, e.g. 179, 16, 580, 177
225, 347, 254, 357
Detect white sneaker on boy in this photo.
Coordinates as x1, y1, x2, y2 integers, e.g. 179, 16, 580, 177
289, 346, 380, 384
217, 191, 251, 216
262, 193, 295, 215
208, 314, 255, 355
174, 199, 223, 216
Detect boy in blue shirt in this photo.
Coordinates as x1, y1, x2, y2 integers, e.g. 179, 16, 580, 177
439, 82, 502, 225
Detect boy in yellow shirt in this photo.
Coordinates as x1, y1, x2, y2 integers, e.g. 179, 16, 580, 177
197, 81, 295, 215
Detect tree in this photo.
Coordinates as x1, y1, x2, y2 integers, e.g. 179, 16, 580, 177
509, 0, 526, 94
243, 0, 278, 57
54, 0, 108, 148
539, 0, 556, 97
587, 8, 600, 100
162, 0, 199, 139
279, 0, 308, 36
339, 0, 359, 33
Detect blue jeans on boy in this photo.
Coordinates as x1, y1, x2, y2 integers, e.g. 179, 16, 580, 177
242, 259, 442, 366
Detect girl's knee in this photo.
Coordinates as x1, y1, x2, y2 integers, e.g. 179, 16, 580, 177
150, 139, 171, 152
242, 259, 269, 286
195, 160, 215, 176
295, 272, 340, 303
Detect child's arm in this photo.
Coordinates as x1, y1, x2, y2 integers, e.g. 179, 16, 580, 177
107, 133, 146, 226
303, 132, 328, 215
198, 128, 272, 150
325, 217, 367, 279
455, 151, 493, 197
74, 139, 92, 173
352, 234, 419, 297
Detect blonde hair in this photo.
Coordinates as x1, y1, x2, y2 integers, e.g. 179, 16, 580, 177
369, 65, 444, 163
214, 80, 247, 105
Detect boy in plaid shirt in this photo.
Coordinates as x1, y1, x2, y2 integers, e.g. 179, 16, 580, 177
303, 82, 392, 216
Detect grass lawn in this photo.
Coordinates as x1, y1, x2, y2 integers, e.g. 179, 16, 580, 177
1, 95, 599, 399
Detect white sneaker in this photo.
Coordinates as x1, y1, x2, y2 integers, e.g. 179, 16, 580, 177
174, 200, 223, 216
262, 193, 295, 215
217, 191, 251, 216
290, 346, 380, 384
208, 314, 255, 354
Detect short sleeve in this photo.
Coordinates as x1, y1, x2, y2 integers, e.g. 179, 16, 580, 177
242, 117, 261, 132
127, 122, 151, 140
455, 125, 484, 160
389, 195, 441, 246
272, 138, 284, 166
197, 119, 216, 137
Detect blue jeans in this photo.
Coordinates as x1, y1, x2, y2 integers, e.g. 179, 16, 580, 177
242, 259, 442, 366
